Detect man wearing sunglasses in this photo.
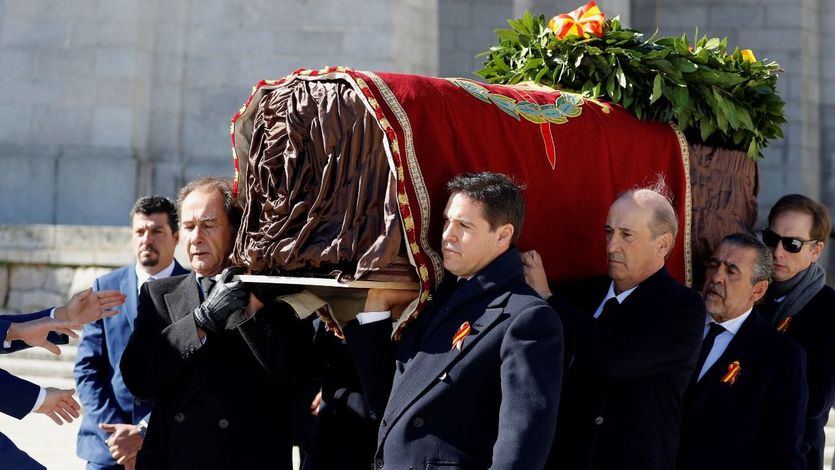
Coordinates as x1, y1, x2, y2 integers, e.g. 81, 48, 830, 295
760, 194, 834, 470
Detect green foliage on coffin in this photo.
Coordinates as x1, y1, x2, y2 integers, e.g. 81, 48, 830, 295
476, 13, 786, 159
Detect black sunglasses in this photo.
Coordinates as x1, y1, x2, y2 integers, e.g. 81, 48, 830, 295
761, 228, 818, 254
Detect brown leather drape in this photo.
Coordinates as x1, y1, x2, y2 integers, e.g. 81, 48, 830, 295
233, 79, 402, 278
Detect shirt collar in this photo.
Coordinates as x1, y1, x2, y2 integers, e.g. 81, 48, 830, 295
135, 260, 177, 290
603, 281, 638, 305
705, 308, 752, 336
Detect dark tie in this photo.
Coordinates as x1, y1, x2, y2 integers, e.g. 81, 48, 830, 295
597, 297, 619, 320
198, 276, 216, 300
694, 322, 726, 379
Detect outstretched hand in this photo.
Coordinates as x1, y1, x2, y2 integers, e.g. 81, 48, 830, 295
520, 250, 553, 299
34, 387, 81, 425
54, 288, 126, 324
5, 317, 80, 355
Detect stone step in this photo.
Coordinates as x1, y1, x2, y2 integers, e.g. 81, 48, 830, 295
10, 344, 78, 362
0, 356, 76, 380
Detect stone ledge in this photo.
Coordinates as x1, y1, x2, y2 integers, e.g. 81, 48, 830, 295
0, 224, 132, 267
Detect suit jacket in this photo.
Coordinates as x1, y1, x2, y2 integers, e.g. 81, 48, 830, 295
74, 261, 188, 465
775, 285, 835, 470
120, 272, 312, 470
300, 319, 379, 470
678, 311, 808, 470
0, 309, 60, 470
546, 267, 705, 470
346, 248, 564, 470
0, 309, 66, 354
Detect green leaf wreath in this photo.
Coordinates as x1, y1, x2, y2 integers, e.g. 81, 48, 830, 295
476, 12, 785, 159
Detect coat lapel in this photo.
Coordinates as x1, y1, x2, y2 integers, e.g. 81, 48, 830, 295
380, 292, 510, 444
163, 274, 201, 323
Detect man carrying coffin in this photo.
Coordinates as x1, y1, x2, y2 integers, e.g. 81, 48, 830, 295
677, 233, 807, 469
523, 184, 705, 470
345, 172, 564, 469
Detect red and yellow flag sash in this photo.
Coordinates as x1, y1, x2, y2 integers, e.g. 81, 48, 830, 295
721, 360, 741, 385
549, 1, 605, 40
451, 321, 472, 351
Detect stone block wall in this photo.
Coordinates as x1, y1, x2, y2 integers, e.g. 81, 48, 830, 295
0, 224, 130, 314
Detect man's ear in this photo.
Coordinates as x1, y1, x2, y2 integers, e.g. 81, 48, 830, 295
173, 230, 180, 244
497, 224, 514, 249
810, 241, 824, 263
751, 279, 769, 304
656, 232, 673, 258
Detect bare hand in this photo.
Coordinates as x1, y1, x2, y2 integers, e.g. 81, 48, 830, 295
5, 317, 80, 355
35, 388, 80, 425
364, 289, 419, 319
520, 250, 553, 299
123, 456, 137, 470
99, 422, 143, 464
54, 288, 126, 324
310, 389, 323, 417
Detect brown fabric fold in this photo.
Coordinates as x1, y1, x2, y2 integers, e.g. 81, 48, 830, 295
233, 79, 402, 278
689, 143, 759, 289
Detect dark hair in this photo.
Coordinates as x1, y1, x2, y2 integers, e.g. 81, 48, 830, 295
130, 196, 178, 233
767, 194, 832, 245
446, 172, 526, 244
719, 232, 774, 284
176, 177, 242, 233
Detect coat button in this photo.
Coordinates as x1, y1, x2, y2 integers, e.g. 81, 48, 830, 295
594, 416, 604, 425
413, 417, 424, 428
375, 458, 384, 468
218, 418, 229, 429
438, 372, 448, 381
174, 412, 185, 423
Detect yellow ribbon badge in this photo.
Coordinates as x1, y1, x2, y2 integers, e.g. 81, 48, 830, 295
776, 316, 792, 333
549, 1, 605, 41
451, 321, 472, 351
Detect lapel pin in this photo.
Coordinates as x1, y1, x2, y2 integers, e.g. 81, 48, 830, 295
721, 360, 741, 385
451, 321, 471, 351
776, 317, 792, 333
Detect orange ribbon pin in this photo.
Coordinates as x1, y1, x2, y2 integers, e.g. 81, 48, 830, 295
549, 1, 605, 41
776, 317, 792, 333
451, 321, 472, 351
721, 361, 741, 385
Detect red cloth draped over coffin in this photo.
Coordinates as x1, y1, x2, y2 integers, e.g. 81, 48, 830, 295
231, 66, 693, 337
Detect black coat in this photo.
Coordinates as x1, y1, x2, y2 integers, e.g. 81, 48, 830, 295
546, 267, 705, 470
345, 248, 564, 470
775, 285, 835, 470
120, 273, 311, 470
678, 311, 808, 470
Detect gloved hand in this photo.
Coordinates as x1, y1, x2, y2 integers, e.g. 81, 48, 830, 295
193, 267, 248, 334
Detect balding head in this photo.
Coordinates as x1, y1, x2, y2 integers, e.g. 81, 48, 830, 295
616, 187, 678, 258
606, 182, 678, 292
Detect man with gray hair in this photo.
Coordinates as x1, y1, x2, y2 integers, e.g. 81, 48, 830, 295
523, 184, 705, 470
678, 233, 808, 469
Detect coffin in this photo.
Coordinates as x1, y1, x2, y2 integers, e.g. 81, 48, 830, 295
230, 66, 757, 336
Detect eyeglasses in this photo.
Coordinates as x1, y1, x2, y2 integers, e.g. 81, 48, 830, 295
761, 228, 818, 254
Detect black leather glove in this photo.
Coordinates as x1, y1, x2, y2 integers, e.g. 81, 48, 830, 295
193, 267, 248, 334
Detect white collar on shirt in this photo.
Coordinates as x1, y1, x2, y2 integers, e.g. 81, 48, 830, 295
135, 260, 177, 291
705, 308, 752, 336
603, 281, 638, 305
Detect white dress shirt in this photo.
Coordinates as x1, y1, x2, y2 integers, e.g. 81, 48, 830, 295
136, 259, 177, 293
697, 309, 752, 381
592, 282, 638, 319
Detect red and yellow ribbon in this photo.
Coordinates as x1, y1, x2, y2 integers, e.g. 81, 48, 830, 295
721, 360, 741, 385
776, 316, 792, 333
549, 1, 605, 40
451, 321, 472, 351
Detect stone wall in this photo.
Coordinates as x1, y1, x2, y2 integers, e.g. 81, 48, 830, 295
0, 224, 136, 314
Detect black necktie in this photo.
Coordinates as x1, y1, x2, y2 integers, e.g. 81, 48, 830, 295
597, 297, 619, 320
695, 322, 726, 379
199, 277, 216, 300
